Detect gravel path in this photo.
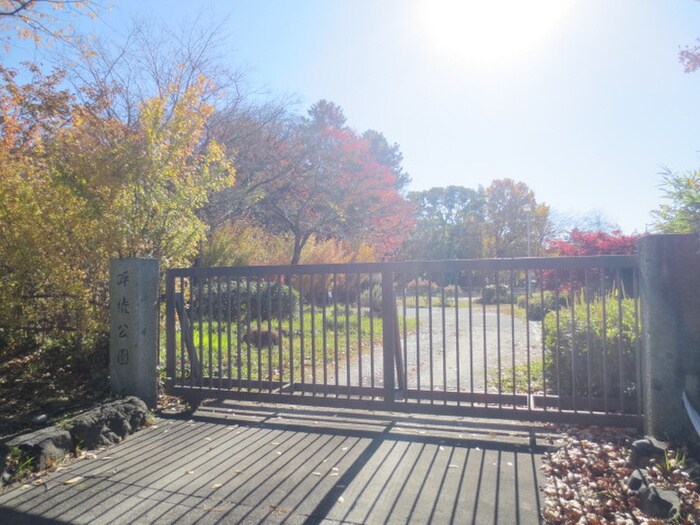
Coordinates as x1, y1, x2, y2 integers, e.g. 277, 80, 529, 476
334, 304, 543, 395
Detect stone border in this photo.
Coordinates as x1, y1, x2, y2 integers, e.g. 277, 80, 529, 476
0, 397, 148, 487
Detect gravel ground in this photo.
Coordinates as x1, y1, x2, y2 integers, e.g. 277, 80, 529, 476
330, 304, 542, 395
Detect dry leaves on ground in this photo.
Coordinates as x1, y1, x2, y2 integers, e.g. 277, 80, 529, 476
541, 425, 700, 524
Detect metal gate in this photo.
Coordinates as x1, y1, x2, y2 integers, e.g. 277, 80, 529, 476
165, 256, 641, 426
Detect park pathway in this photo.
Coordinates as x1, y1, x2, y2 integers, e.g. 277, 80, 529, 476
339, 304, 543, 395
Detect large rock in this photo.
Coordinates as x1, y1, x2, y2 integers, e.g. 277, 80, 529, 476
0, 426, 72, 482
626, 468, 647, 492
628, 437, 667, 468
66, 396, 148, 449
637, 486, 680, 520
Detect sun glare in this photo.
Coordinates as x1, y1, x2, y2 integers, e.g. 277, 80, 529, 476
414, 0, 570, 69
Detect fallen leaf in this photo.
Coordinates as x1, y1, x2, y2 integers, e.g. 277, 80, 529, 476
20, 484, 31, 490
63, 476, 83, 485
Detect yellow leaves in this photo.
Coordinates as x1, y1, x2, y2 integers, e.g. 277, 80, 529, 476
1, 0, 99, 49
0, 64, 234, 337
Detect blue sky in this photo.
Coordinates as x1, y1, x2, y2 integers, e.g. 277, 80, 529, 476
9, 0, 700, 233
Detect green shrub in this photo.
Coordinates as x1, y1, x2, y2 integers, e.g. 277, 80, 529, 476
516, 291, 564, 321
193, 280, 299, 321
250, 281, 300, 320
543, 295, 638, 398
479, 284, 513, 304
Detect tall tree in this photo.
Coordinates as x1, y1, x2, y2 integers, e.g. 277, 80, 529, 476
402, 186, 485, 260
61, 16, 253, 127
307, 99, 347, 130
362, 129, 411, 192
651, 168, 700, 233
483, 178, 550, 257
224, 101, 413, 265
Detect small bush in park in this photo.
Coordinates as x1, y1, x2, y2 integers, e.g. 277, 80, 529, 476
249, 281, 300, 320
479, 284, 513, 304
429, 284, 460, 307
403, 278, 440, 296
542, 294, 638, 399
516, 291, 563, 321
192, 279, 299, 321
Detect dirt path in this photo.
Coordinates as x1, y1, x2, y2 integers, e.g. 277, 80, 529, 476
340, 305, 543, 394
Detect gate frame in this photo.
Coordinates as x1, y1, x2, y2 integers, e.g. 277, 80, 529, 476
164, 255, 642, 428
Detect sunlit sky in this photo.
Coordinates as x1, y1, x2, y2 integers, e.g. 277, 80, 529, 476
10, 0, 700, 233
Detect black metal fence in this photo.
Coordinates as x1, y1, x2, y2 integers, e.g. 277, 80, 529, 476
165, 256, 641, 426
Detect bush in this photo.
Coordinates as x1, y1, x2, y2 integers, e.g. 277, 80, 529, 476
543, 295, 637, 399
192, 279, 299, 321
516, 291, 564, 321
400, 280, 459, 307
479, 284, 513, 304
250, 281, 300, 320
403, 278, 440, 296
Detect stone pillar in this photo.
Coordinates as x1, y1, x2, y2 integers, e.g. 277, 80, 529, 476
638, 234, 700, 440
109, 258, 159, 408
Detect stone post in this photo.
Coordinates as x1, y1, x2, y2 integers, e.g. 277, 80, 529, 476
638, 234, 700, 440
109, 258, 159, 408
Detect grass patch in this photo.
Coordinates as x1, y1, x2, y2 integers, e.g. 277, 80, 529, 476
489, 360, 544, 393
168, 305, 412, 383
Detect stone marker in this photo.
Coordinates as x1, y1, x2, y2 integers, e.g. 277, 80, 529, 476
109, 258, 159, 408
